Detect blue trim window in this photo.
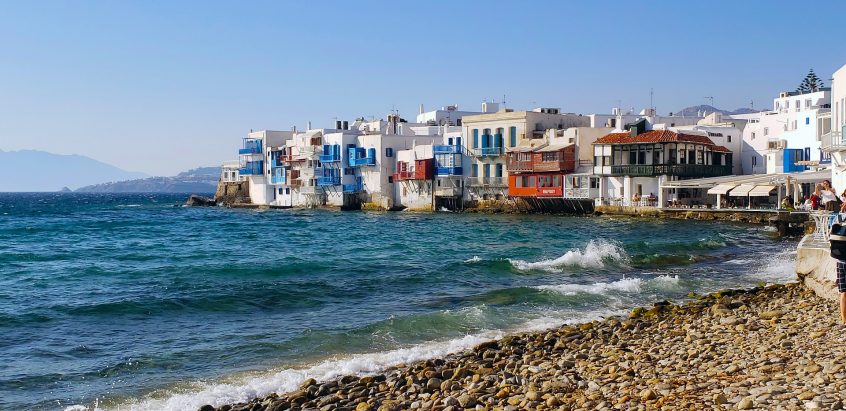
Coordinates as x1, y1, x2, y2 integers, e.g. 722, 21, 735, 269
483, 164, 491, 178
806, 117, 810, 125
473, 129, 479, 148
386, 148, 393, 157
495, 164, 503, 177
509, 126, 517, 147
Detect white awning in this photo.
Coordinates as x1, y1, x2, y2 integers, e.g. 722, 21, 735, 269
707, 184, 735, 195
728, 184, 755, 197
748, 185, 776, 197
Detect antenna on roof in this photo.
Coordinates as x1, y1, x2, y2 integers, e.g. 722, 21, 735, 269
502, 94, 507, 109
750, 100, 754, 110
704, 96, 714, 107
650, 88, 654, 112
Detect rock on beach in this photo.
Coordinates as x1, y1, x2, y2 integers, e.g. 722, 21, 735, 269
202, 282, 846, 411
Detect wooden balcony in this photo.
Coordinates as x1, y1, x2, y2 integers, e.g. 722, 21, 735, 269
609, 164, 732, 178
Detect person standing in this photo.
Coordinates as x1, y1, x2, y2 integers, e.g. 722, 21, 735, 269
816, 180, 840, 211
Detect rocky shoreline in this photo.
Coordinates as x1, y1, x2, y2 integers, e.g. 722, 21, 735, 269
201, 283, 845, 411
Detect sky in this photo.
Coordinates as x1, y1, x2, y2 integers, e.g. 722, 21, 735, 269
2, 1, 846, 176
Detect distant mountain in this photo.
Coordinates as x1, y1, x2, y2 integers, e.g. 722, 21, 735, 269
671, 104, 761, 117
0, 149, 147, 192
76, 166, 220, 193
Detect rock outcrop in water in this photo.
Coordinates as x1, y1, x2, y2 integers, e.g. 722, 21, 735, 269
204, 283, 846, 410
185, 195, 217, 207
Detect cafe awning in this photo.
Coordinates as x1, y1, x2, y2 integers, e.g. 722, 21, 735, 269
728, 184, 755, 197
748, 185, 776, 197
707, 184, 735, 195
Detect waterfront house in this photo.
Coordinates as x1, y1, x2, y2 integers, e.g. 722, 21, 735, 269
239, 130, 294, 205
732, 89, 831, 175
592, 124, 734, 207
461, 104, 590, 201
827, 64, 846, 189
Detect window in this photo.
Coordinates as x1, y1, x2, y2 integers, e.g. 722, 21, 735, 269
483, 164, 490, 178
764, 127, 769, 136
385, 148, 393, 157
344, 168, 354, 175
515, 177, 523, 188
752, 156, 757, 166
388, 176, 394, 183
448, 137, 453, 145
473, 129, 479, 148
590, 178, 599, 189
471, 164, 478, 177
495, 164, 503, 177
806, 117, 810, 125
751, 132, 756, 140
509, 126, 517, 147
727, 135, 731, 143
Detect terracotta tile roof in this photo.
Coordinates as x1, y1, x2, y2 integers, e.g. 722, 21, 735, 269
712, 145, 732, 153
594, 130, 719, 146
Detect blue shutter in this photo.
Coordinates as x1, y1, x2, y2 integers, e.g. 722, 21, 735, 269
473, 129, 479, 148
509, 127, 517, 147
496, 164, 503, 177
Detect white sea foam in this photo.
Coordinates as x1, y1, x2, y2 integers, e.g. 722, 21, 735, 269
749, 250, 797, 283
508, 239, 627, 272
536, 277, 643, 296
84, 334, 499, 411
79, 307, 625, 411
464, 256, 482, 263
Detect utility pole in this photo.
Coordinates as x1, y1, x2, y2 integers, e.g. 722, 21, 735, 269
704, 96, 715, 106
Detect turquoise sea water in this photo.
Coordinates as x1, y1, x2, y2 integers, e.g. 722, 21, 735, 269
0, 193, 797, 410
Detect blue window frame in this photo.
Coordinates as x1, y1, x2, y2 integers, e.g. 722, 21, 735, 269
386, 148, 393, 157
473, 129, 479, 148
495, 164, 503, 177
456, 137, 461, 146
483, 164, 490, 178
806, 117, 810, 125
509, 126, 517, 147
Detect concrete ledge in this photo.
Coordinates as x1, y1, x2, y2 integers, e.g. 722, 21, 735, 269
796, 235, 839, 301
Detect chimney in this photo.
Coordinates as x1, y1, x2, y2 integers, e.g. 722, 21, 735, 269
335, 120, 342, 130
343, 120, 349, 130
419, 104, 424, 115
307, 121, 312, 130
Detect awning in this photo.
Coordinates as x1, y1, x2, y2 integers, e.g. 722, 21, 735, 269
728, 184, 755, 197
537, 144, 573, 152
707, 184, 735, 195
748, 185, 776, 197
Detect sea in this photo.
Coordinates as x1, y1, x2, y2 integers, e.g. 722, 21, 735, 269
0, 193, 798, 410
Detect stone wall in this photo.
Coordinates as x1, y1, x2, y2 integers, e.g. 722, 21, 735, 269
796, 236, 840, 301
214, 180, 250, 206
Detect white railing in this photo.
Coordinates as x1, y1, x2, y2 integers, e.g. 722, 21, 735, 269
466, 177, 507, 187
821, 129, 845, 152
564, 188, 590, 198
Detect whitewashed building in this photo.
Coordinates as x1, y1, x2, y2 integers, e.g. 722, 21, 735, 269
825, 64, 846, 189
732, 89, 831, 175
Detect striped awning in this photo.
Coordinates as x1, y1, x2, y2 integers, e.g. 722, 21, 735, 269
748, 185, 776, 197
728, 184, 755, 197
707, 184, 735, 195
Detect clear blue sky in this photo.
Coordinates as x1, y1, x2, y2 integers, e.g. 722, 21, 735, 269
1, 0, 845, 176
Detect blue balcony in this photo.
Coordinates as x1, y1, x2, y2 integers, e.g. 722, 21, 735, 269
433, 145, 461, 154
478, 146, 502, 157
239, 161, 263, 176
348, 147, 376, 167
320, 144, 342, 163
270, 166, 286, 184
343, 182, 363, 193
239, 139, 262, 155
436, 166, 463, 176
317, 176, 341, 186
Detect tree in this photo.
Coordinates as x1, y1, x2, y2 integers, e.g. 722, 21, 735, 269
796, 69, 824, 93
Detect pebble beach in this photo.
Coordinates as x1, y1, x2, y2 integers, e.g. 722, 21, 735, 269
205, 282, 845, 411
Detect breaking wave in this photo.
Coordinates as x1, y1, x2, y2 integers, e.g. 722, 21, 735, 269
508, 240, 627, 272
535, 277, 643, 295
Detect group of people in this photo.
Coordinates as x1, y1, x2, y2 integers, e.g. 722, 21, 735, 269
803, 179, 846, 212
